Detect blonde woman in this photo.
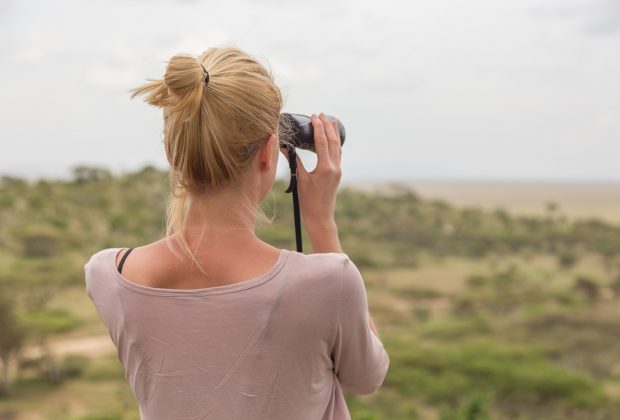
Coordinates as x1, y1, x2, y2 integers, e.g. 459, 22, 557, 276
84, 46, 389, 420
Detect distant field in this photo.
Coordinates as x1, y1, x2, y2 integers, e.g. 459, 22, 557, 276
345, 180, 620, 225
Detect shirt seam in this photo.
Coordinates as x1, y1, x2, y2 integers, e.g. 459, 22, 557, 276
110, 248, 289, 297
330, 256, 346, 360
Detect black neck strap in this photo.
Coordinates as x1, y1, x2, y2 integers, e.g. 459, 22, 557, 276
284, 147, 303, 253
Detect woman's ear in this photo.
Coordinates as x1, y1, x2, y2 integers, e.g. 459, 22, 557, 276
258, 134, 277, 172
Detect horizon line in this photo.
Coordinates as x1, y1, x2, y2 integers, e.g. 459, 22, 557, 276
1, 163, 620, 185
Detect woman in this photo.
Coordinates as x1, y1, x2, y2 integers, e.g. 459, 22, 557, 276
83, 46, 389, 420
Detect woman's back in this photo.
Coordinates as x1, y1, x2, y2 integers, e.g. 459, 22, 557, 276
84, 247, 389, 420
85, 45, 389, 419
112, 239, 283, 290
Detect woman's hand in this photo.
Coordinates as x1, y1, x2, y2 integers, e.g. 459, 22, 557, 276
281, 112, 343, 233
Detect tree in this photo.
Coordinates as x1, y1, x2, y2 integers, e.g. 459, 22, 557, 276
0, 293, 26, 395
70, 165, 112, 183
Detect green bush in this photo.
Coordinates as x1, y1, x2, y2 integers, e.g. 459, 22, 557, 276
557, 251, 578, 269
58, 354, 90, 379
82, 356, 126, 381
383, 336, 608, 412
19, 308, 82, 336
13, 225, 64, 257
440, 391, 492, 420
422, 317, 492, 340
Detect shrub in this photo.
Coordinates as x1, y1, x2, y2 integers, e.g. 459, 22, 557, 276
383, 336, 608, 412
19, 308, 81, 337
558, 251, 578, 269
58, 354, 89, 379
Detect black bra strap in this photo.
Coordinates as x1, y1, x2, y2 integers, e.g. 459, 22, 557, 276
117, 248, 134, 274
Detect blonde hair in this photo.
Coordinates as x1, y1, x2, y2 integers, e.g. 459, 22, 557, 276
129, 46, 293, 276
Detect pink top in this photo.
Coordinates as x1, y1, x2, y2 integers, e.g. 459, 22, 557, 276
83, 247, 389, 420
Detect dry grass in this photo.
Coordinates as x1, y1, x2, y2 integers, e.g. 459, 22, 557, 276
346, 180, 620, 225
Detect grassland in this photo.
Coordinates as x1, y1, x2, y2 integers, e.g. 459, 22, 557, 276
348, 180, 620, 225
1, 166, 619, 419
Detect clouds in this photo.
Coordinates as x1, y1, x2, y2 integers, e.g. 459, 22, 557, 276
1, 0, 619, 182
584, 0, 620, 35
530, 0, 620, 35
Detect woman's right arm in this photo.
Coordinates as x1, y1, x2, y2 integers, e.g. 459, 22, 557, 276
308, 225, 381, 338
280, 112, 342, 249
283, 112, 380, 338
331, 256, 389, 395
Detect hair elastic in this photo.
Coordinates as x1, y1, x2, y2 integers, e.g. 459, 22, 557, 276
200, 63, 210, 86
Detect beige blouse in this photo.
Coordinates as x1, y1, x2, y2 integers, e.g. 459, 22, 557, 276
84, 247, 389, 420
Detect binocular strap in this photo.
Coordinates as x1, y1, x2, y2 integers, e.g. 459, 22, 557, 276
284, 147, 303, 253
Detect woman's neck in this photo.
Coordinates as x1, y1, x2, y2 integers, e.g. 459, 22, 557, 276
180, 204, 256, 251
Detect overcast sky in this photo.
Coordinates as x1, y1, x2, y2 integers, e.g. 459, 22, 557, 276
1, 0, 619, 183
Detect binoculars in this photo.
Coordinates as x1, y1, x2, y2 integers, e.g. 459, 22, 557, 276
278, 112, 346, 253
279, 113, 346, 152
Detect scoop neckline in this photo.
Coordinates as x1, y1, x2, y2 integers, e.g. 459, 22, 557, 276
107, 247, 290, 297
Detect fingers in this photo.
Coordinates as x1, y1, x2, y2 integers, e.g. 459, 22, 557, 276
282, 112, 341, 182
331, 120, 342, 163
331, 120, 340, 142
311, 114, 330, 171
319, 113, 340, 164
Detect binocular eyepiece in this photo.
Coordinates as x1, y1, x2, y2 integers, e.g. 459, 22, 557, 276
279, 113, 346, 153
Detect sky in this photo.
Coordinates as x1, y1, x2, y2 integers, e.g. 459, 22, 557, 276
1, 0, 619, 184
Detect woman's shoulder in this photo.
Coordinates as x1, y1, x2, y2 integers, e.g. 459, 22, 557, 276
289, 249, 348, 262
286, 250, 353, 279
83, 248, 120, 301
84, 247, 116, 270
85, 240, 162, 274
